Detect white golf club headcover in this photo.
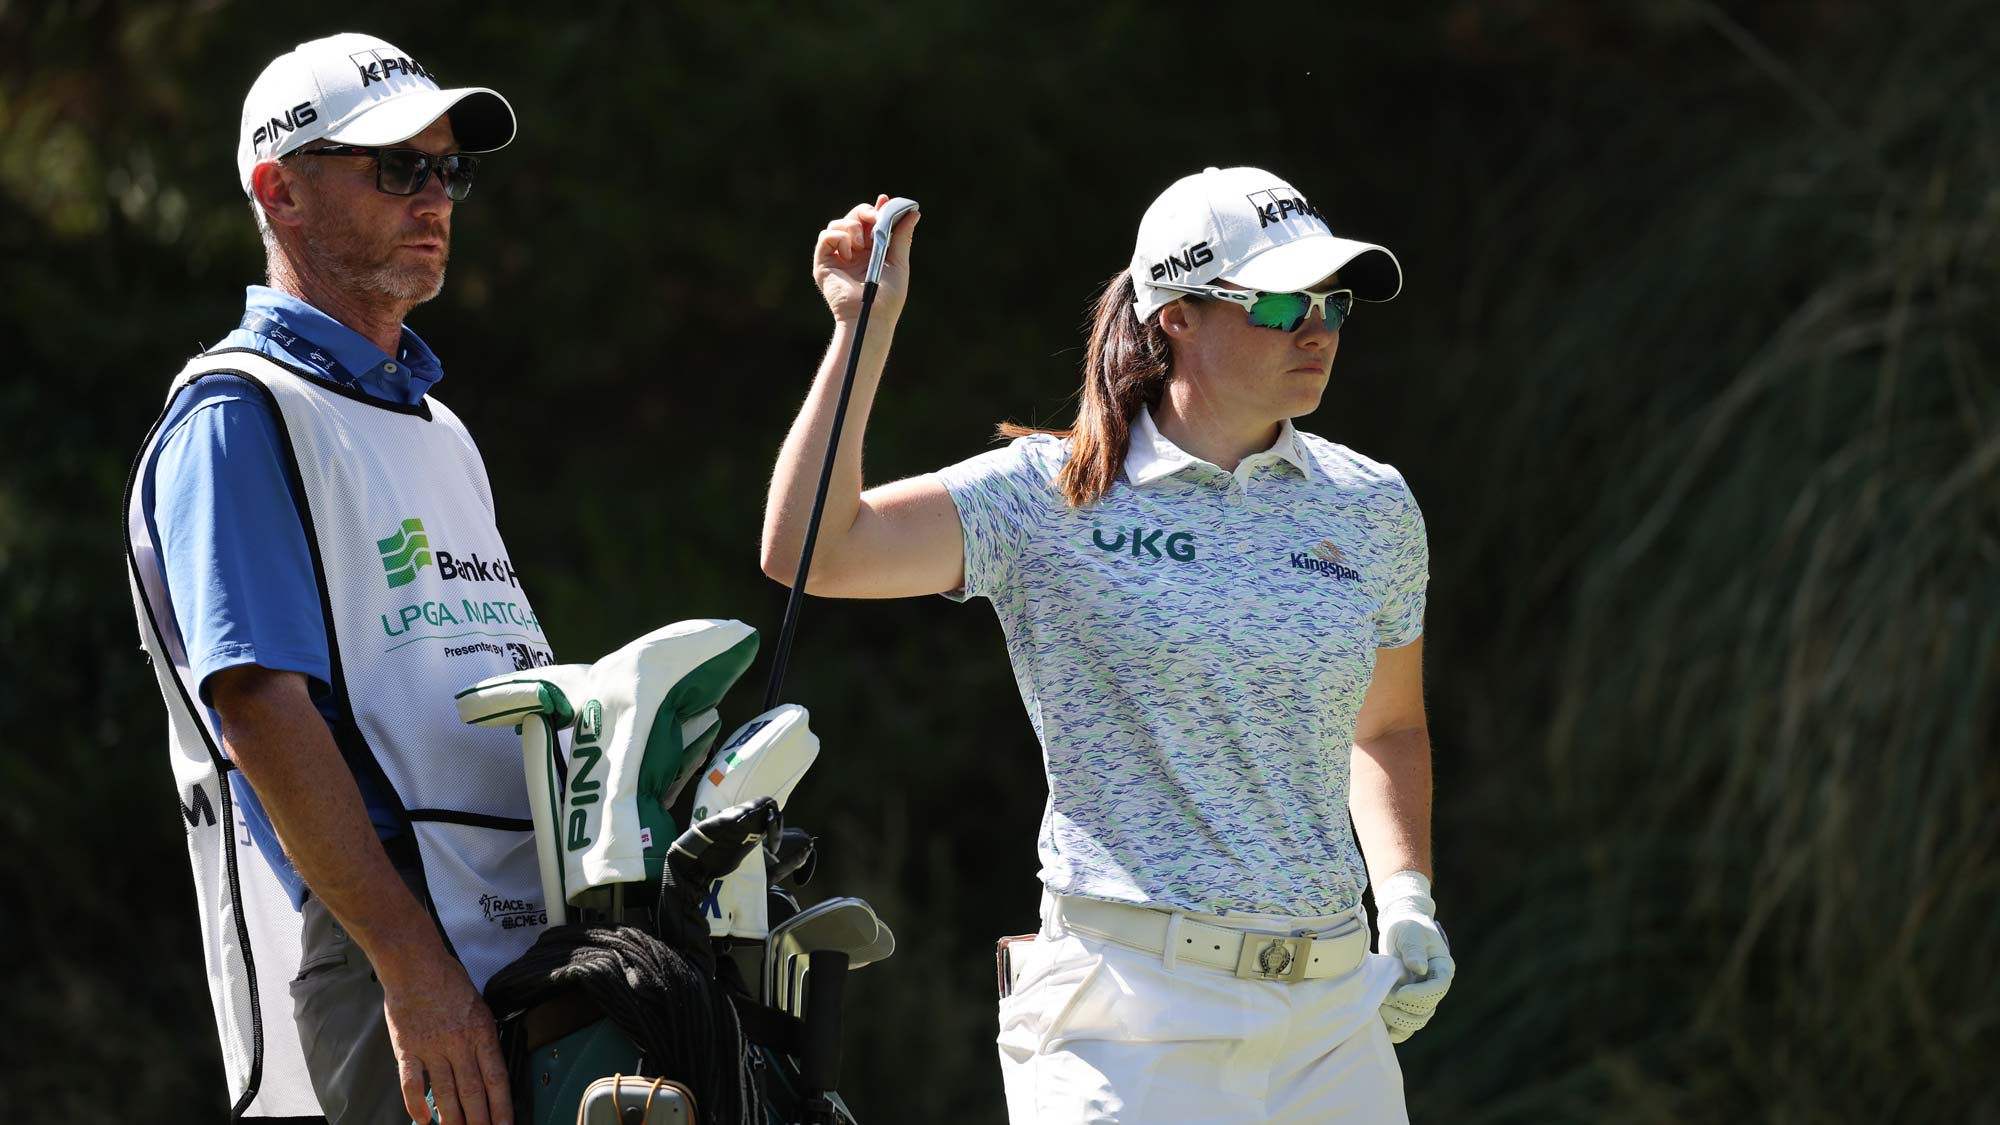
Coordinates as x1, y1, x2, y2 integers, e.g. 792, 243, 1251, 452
456, 663, 596, 919
692, 705, 819, 939
455, 664, 595, 729
1374, 870, 1455, 1044
560, 620, 758, 898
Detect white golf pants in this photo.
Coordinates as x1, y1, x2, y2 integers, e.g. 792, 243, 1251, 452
997, 895, 1408, 1124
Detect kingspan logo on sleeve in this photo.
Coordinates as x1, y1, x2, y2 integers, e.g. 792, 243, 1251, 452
376, 516, 521, 590
1290, 539, 1361, 582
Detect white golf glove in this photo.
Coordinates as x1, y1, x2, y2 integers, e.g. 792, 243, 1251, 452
1374, 870, 1454, 1044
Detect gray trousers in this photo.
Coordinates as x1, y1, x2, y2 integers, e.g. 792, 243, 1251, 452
290, 887, 425, 1125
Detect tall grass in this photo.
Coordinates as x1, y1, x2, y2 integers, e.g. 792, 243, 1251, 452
1411, 2, 1998, 1119
1, 3, 1991, 1121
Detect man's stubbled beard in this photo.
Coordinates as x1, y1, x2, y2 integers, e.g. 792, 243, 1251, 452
302, 194, 450, 305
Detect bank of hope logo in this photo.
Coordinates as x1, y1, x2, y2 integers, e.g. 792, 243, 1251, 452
377, 517, 433, 589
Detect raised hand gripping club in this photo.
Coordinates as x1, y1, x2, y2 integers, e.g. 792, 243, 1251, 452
763, 196, 920, 710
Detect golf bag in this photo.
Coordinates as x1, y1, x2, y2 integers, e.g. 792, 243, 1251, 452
457, 620, 890, 1125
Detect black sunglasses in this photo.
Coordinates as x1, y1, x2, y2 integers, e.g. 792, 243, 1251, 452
291, 145, 481, 201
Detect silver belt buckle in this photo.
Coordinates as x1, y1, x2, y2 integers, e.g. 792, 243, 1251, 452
1235, 932, 1313, 983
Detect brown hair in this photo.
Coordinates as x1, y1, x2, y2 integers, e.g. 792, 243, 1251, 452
998, 270, 1173, 507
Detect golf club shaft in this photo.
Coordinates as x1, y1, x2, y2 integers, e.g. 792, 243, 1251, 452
803, 949, 850, 1121
763, 280, 877, 711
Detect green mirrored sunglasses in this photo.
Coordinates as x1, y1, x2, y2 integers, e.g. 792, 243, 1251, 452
1149, 280, 1355, 332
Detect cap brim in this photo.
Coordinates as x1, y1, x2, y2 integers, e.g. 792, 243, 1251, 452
327, 87, 517, 153
1220, 235, 1403, 302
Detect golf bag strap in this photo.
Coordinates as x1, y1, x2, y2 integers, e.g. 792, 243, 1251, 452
725, 993, 803, 1056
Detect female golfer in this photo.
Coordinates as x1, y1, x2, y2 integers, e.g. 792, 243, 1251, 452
762, 167, 1454, 1124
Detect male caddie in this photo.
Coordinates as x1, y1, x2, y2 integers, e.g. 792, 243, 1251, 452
125, 33, 545, 1125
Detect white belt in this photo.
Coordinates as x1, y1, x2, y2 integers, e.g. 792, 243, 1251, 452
1050, 895, 1368, 983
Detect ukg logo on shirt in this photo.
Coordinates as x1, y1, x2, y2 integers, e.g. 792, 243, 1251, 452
1291, 539, 1360, 582
1093, 525, 1198, 562
378, 518, 433, 588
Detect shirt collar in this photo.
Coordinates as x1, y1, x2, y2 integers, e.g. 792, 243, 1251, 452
1124, 408, 1313, 488
241, 285, 444, 405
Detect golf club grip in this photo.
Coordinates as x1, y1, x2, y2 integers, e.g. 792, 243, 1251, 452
764, 281, 878, 711
801, 949, 850, 1092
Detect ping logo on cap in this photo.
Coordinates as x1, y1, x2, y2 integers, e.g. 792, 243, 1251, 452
1148, 240, 1214, 282
250, 101, 318, 152
350, 48, 437, 87
1247, 188, 1327, 230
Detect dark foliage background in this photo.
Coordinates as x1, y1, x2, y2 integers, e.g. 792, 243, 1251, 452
2, 1, 1994, 1121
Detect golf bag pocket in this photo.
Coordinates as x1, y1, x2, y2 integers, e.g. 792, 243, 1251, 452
577, 1075, 695, 1124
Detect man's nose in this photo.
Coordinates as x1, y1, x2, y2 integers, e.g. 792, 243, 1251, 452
410, 167, 453, 216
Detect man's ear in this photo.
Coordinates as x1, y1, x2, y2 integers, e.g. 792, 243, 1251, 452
1158, 298, 1196, 338
250, 160, 307, 229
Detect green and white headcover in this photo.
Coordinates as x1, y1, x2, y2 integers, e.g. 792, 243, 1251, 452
456, 619, 759, 904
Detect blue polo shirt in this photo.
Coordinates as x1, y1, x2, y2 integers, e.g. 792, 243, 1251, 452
142, 285, 445, 907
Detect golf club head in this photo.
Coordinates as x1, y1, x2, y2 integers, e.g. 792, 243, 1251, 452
694, 705, 818, 938
667, 797, 782, 891
765, 896, 895, 1010
866, 197, 920, 283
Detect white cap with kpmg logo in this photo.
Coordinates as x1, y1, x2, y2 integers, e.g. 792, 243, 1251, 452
237, 32, 516, 196
1128, 166, 1403, 323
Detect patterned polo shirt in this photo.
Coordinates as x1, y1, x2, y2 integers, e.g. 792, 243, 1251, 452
934, 409, 1428, 916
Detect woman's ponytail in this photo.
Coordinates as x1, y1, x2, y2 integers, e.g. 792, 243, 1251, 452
998, 270, 1172, 508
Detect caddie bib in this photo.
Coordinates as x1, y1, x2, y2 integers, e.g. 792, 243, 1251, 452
126, 349, 554, 1120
